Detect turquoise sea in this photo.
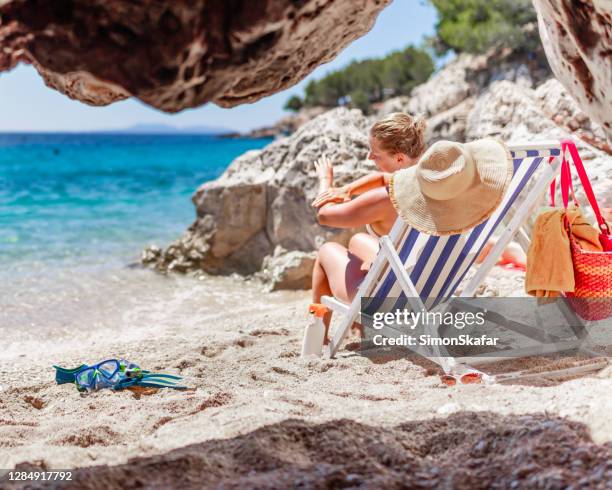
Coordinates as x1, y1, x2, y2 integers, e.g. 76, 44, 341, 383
0, 133, 270, 273
0, 134, 271, 332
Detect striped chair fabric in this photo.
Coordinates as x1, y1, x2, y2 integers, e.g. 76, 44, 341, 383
363, 147, 562, 316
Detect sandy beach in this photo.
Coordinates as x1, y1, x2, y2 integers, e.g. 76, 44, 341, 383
1, 267, 610, 488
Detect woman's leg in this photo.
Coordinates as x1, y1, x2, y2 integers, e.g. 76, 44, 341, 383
312, 236, 378, 341
312, 234, 378, 301
347, 232, 379, 266
317, 242, 369, 303
312, 252, 334, 331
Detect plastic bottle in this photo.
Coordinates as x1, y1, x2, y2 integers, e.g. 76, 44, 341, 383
301, 303, 328, 357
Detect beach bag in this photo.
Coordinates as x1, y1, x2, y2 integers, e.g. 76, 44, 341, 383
552, 139, 612, 321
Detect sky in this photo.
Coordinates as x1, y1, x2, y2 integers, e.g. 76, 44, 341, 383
0, 0, 438, 133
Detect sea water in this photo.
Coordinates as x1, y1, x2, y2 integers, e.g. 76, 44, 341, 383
0, 133, 271, 334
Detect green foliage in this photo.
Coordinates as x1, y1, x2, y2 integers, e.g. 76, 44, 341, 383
349, 89, 370, 114
284, 95, 303, 112
296, 45, 434, 110
284, 0, 540, 112
428, 0, 539, 55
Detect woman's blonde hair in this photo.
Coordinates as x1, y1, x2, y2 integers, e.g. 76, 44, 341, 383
370, 112, 427, 160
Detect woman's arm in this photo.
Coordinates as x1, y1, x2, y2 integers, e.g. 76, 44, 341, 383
312, 172, 391, 208
317, 187, 395, 228
345, 172, 390, 196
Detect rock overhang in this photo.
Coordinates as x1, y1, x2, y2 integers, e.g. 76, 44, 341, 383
0, 0, 391, 111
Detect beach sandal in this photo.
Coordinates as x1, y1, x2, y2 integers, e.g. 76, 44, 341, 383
53, 359, 190, 392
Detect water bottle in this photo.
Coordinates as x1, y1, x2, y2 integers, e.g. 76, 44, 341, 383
301, 303, 328, 357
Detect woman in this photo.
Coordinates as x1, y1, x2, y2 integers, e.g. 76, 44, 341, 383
311, 112, 427, 335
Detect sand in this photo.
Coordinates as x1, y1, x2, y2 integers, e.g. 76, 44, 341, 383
0, 269, 611, 488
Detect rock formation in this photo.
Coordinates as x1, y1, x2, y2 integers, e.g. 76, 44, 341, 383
397, 50, 551, 145
258, 247, 317, 292
144, 49, 611, 290
0, 0, 390, 111
532, 0, 612, 142
143, 107, 376, 288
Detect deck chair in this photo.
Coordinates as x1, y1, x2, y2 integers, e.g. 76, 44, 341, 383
321, 141, 598, 378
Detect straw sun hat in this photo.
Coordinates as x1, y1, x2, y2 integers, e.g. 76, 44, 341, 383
389, 138, 513, 236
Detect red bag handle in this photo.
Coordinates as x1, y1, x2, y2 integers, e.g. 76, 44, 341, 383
560, 139, 610, 235
548, 157, 577, 208
549, 156, 556, 206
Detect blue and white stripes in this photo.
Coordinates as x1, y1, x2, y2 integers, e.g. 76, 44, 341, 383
363, 146, 561, 315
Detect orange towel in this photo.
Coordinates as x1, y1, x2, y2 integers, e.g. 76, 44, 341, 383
526, 207, 603, 298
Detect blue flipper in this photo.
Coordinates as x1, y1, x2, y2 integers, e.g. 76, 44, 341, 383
117, 376, 190, 390
53, 364, 88, 384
